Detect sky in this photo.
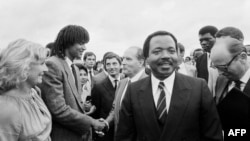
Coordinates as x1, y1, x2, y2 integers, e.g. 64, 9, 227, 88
1, 0, 250, 60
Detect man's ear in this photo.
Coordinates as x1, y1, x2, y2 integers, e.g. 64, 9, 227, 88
139, 59, 144, 67
240, 52, 247, 61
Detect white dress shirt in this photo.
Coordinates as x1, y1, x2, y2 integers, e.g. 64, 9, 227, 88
151, 71, 175, 113
108, 75, 120, 88
228, 68, 250, 91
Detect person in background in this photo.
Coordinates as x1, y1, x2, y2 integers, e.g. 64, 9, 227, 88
0, 39, 52, 141
193, 48, 204, 63
83, 51, 98, 86
196, 25, 218, 96
75, 63, 96, 115
105, 46, 148, 133
95, 61, 104, 73
184, 56, 192, 65
93, 52, 114, 84
196, 25, 218, 82
46, 42, 55, 56
177, 43, 196, 77
39, 25, 105, 141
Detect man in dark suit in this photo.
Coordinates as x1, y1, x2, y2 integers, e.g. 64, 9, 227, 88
105, 46, 148, 132
211, 36, 250, 140
92, 52, 122, 141
83, 51, 99, 85
93, 52, 114, 85
115, 31, 223, 141
196, 25, 219, 96
39, 25, 105, 141
196, 25, 218, 81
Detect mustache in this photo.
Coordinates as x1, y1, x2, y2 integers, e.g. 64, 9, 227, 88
157, 59, 173, 65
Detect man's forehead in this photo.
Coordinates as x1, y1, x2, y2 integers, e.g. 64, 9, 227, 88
199, 33, 214, 39
106, 57, 119, 62
211, 37, 233, 61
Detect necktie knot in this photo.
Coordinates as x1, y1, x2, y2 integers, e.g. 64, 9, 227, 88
158, 82, 165, 90
234, 80, 242, 89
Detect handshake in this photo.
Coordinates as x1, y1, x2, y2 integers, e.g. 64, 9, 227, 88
92, 118, 109, 137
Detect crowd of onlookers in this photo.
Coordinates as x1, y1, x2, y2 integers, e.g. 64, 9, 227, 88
0, 24, 250, 141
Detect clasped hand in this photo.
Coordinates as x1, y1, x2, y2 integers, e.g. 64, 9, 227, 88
92, 118, 109, 137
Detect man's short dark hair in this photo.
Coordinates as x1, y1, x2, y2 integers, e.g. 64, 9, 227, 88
143, 31, 178, 59
199, 25, 218, 37
54, 25, 89, 58
103, 52, 121, 71
215, 26, 244, 41
193, 48, 203, 55
83, 51, 96, 61
75, 63, 88, 74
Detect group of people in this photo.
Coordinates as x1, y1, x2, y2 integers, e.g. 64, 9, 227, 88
0, 24, 249, 141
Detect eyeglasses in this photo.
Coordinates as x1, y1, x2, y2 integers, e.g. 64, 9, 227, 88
212, 54, 240, 72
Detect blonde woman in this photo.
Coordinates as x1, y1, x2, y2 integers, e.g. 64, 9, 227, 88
0, 39, 52, 141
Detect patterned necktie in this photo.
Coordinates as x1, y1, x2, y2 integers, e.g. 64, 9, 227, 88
157, 82, 167, 126
234, 80, 242, 90
71, 64, 78, 89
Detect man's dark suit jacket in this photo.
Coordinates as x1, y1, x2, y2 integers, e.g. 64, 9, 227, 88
39, 56, 92, 141
92, 75, 116, 141
196, 53, 208, 82
115, 73, 223, 141
215, 75, 250, 140
106, 70, 148, 132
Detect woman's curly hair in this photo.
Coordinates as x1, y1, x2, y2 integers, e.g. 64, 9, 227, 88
0, 39, 49, 92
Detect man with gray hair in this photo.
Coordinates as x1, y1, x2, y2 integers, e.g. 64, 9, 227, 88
105, 46, 148, 133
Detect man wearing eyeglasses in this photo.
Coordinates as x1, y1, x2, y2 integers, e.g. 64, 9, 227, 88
211, 36, 250, 141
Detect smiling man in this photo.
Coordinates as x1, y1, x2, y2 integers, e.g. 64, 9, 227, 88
91, 52, 122, 141
39, 25, 106, 141
115, 30, 223, 141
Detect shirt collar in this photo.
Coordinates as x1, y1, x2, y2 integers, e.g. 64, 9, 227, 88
65, 57, 73, 67
151, 71, 175, 95
108, 74, 120, 82
88, 68, 94, 72
131, 68, 144, 82
240, 68, 250, 84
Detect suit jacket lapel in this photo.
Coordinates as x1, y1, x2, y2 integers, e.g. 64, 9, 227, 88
115, 78, 129, 108
215, 76, 229, 104
61, 59, 84, 112
243, 78, 250, 97
138, 69, 148, 80
161, 73, 191, 141
103, 77, 116, 99
138, 76, 161, 139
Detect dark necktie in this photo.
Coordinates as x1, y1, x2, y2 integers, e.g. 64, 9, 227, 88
114, 79, 118, 90
71, 64, 78, 89
157, 82, 167, 126
234, 80, 242, 90
176, 66, 180, 72
89, 70, 93, 80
